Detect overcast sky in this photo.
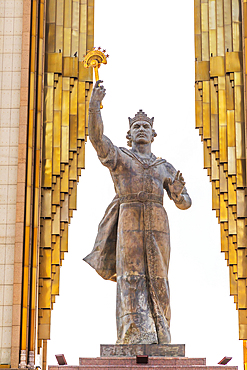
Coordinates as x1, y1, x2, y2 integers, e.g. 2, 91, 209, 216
47, 1, 243, 368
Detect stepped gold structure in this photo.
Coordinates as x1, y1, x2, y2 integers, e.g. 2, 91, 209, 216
0, 0, 94, 368
194, 0, 247, 366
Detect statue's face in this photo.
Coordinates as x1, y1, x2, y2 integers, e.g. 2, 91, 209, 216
130, 121, 153, 144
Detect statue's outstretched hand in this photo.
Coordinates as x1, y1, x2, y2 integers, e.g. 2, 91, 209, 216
167, 171, 185, 198
90, 80, 106, 107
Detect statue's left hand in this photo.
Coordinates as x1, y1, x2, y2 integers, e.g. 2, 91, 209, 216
167, 171, 185, 197
90, 80, 106, 107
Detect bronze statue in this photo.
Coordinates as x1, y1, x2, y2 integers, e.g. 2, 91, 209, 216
84, 81, 192, 345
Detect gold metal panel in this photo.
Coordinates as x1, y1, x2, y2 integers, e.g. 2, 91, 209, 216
69, 183, 77, 210
201, 3, 209, 32
224, 24, 232, 52
63, 57, 79, 77
72, 26, 79, 55
228, 147, 236, 175
210, 56, 225, 76
52, 207, 60, 235
70, 79, 78, 115
46, 23, 55, 53
38, 324, 50, 340
42, 159, 52, 188
221, 224, 228, 251
220, 193, 228, 222
40, 219, 52, 249
195, 34, 202, 61
56, 25, 63, 51
61, 126, 69, 163
39, 280, 52, 309
39, 249, 52, 278
87, 2, 94, 36
41, 189, 52, 218
61, 196, 69, 223
70, 116, 78, 151
209, 0, 216, 29
234, 71, 243, 86
54, 77, 62, 110
209, 29, 217, 56
52, 178, 60, 205
46, 53, 63, 73
238, 279, 247, 308
202, 32, 210, 61
78, 103, 86, 139
78, 141, 85, 169
220, 164, 227, 192
212, 181, 219, 209
72, 0, 79, 29
228, 177, 237, 204
217, 26, 224, 56
228, 208, 237, 235
64, 0, 72, 28
61, 223, 69, 252
244, 3, 247, 38
237, 219, 247, 248
229, 265, 238, 295
61, 164, 69, 193
229, 237, 237, 265
211, 152, 219, 180
70, 153, 77, 180
203, 103, 210, 139
238, 249, 247, 278
226, 52, 242, 72
232, 0, 241, 22
233, 22, 242, 52
227, 110, 235, 146
236, 121, 246, 159
237, 190, 247, 217
64, 27, 72, 57
211, 114, 219, 150
52, 266, 60, 295
52, 236, 60, 265
226, 76, 234, 110
56, 0, 64, 26
235, 87, 244, 124
219, 125, 227, 163
44, 87, 53, 123
47, 0, 56, 23
79, 62, 93, 81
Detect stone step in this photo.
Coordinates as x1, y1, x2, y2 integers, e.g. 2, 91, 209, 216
49, 366, 238, 370
79, 357, 206, 366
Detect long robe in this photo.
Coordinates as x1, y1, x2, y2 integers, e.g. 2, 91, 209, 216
84, 146, 191, 344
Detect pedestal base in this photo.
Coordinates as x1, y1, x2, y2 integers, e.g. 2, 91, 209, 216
48, 344, 238, 370
100, 344, 185, 357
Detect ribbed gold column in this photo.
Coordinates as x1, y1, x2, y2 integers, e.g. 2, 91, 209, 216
195, 0, 247, 365
38, 0, 94, 352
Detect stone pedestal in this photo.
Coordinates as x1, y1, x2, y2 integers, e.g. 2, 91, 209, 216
100, 344, 185, 357
49, 356, 238, 370
48, 344, 238, 370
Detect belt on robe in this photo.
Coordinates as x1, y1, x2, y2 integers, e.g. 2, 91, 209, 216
119, 191, 163, 205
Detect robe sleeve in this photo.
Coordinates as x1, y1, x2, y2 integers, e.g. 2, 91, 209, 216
163, 162, 192, 210
97, 144, 120, 171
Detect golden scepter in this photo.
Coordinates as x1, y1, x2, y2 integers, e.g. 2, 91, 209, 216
83, 47, 109, 108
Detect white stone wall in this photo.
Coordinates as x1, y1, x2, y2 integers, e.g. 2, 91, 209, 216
0, 0, 23, 365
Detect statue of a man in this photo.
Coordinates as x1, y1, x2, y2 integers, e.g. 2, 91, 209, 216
84, 81, 192, 345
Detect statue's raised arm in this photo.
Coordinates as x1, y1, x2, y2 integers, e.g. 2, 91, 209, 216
88, 81, 114, 159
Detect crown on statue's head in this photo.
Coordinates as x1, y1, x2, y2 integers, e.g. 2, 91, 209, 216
128, 109, 154, 128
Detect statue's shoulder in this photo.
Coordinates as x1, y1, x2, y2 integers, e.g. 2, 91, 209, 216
119, 147, 133, 157
163, 160, 177, 175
